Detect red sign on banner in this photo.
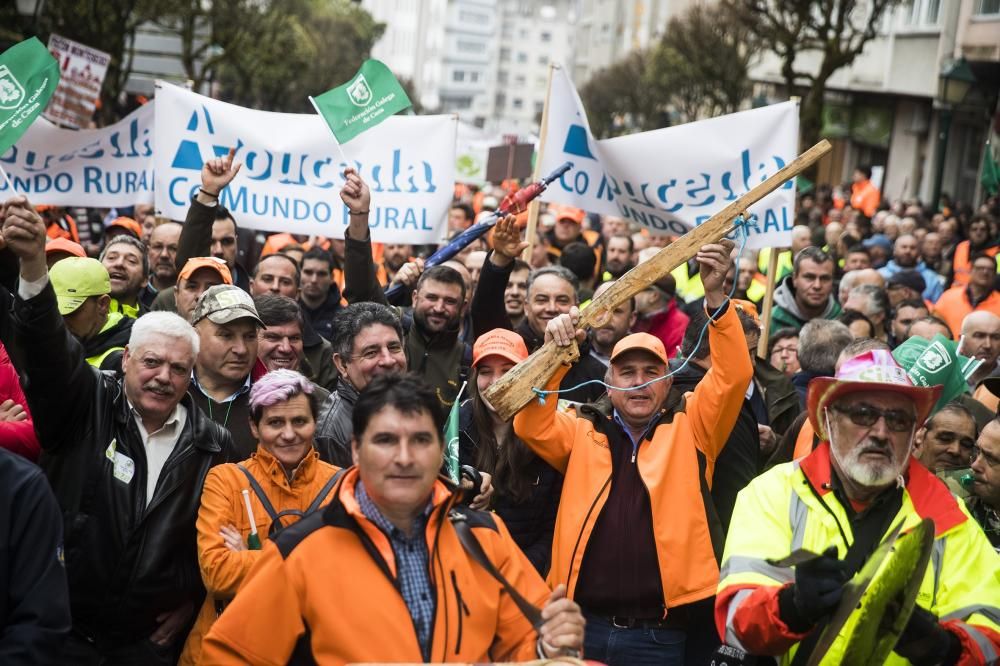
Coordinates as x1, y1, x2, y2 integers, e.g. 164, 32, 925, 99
44, 33, 110, 129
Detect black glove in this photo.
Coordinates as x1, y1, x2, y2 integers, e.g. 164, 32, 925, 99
778, 546, 850, 632
894, 606, 962, 666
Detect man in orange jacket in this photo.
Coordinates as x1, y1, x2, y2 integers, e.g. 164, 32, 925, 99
202, 373, 585, 664
514, 240, 753, 666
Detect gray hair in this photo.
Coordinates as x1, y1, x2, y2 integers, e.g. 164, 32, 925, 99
100, 235, 149, 277
129, 312, 200, 358
331, 302, 403, 360
798, 319, 852, 375
847, 284, 889, 320
527, 265, 579, 301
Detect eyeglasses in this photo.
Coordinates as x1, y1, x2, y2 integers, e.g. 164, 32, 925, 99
973, 445, 1000, 468
832, 403, 916, 433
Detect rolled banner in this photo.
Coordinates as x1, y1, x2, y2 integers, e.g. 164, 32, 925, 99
383, 162, 572, 301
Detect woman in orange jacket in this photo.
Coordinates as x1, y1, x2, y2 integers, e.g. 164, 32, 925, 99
179, 370, 340, 665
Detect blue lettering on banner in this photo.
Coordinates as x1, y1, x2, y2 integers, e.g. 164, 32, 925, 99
553, 147, 792, 216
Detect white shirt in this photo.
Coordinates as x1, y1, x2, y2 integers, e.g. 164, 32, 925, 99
131, 401, 187, 506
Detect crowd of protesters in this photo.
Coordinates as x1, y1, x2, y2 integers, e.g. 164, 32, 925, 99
0, 154, 999, 666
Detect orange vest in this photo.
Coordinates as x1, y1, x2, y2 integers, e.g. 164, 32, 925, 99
951, 240, 999, 289
45, 214, 79, 243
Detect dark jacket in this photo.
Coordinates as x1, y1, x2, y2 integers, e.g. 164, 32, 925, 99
301, 319, 337, 392
300, 288, 342, 343
791, 369, 825, 408
668, 360, 760, 533
176, 198, 250, 291
457, 400, 562, 575
344, 233, 468, 409
0, 447, 71, 664
754, 357, 801, 437
469, 252, 512, 338
14, 282, 235, 648
314, 379, 358, 468
82, 311, 133, 371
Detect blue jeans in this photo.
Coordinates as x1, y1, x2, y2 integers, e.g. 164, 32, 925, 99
583, 612, 686, 666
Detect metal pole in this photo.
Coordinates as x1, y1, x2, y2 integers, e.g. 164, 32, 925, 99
932, 106, 953, 212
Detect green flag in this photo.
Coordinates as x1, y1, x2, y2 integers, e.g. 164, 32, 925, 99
982, 138, 1000, 197
310, 59, 411, 144
443, 382, 467, 484
0, 37, 60, 155
892, 334, 982, 414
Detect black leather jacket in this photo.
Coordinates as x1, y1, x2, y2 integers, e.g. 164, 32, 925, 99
13, 281, 235, 648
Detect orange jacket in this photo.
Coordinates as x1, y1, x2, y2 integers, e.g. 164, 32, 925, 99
850, 179, 880, 218
951, 240, 999, 289
179, 447, 339, 666
513, 304, 753, 608
934, 285, 1000, 338
201, 468, 551, 665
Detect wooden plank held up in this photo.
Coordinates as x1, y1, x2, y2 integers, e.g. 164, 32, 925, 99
484, 139, 832, 421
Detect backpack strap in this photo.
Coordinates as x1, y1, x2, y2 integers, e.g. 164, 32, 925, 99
449, 508, 543, 630
266, 467, 349, 539
237, 464, 281, 522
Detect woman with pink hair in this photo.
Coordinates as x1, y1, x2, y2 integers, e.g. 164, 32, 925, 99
180, 370, 341, 664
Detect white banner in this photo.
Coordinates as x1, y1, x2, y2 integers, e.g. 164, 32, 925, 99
45, 34, 111, 129
538, 67, 799, 250
0, 102, 154, 206
154, 82, 456, 242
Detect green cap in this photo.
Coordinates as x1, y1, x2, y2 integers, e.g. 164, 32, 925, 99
49, 257, 110, 315
892, 334, 982, 414
190, 285, 263, 327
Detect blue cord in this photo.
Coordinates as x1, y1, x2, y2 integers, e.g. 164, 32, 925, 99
531, 214, 760, 405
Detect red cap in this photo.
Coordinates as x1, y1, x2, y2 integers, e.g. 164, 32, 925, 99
107, 216, 142, 239
610, 332, 668, 366
45, 237, 87, 259
548, 204, 586, 225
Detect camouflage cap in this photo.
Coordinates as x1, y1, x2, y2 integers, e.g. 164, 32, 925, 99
190, 285, 264, 327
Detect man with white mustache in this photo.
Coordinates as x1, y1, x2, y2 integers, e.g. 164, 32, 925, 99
718, 349, 1000, 664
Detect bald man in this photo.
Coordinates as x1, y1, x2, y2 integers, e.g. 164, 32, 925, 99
964, 312, 1000, 399
791, 225, 812, 255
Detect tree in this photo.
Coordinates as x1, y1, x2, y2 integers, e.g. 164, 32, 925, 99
723, 0, 903, 149
579, 51, 666, 138
214, 0, 384, 112
648, 3, 759, 124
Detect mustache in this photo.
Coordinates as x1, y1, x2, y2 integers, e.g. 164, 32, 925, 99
142, 380, 174, 397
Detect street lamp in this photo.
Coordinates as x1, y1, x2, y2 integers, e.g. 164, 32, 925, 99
932, 57, 976, 211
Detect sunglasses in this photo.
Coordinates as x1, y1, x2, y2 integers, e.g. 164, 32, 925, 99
831, 403, 916, 433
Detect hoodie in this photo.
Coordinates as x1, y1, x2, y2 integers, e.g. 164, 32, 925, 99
770, 276, 841, 331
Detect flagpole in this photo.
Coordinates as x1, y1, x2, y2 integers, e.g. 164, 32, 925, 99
0, 164, 18, 196
757, 248, 781, 359
309, 95, 351, 168
521, 63, 557, 263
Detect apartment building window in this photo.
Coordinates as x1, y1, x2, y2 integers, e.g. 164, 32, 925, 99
470, 71, 480, 83
513, 98, 524, 109
517, 52, 528, 63
539, 55, 549, 65
534, 101, 544, 115
902, 0, 941, 25
498, 70, 509, 84
515, 74, 526, 85
541, 31, 552, 42
495, 92, 506, 110
500, 47, 511, 61
459, 10, 488, 23
457, 40, 485, 53
453, 70, 465, 82
977, 0, 1000, 14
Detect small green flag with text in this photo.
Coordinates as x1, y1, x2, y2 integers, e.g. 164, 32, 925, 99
982, 138, 1000, 197
310, 59, 412, 144
443, 382, 467, 484
0, 37, 60, 155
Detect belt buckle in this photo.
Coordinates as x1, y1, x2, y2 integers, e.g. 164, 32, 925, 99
611, 615, 635, 629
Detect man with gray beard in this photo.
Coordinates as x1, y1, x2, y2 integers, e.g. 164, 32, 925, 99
717, 349, 1000, 663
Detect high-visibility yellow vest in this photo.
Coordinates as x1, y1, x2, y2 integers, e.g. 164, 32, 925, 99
718, 442, 1000, 664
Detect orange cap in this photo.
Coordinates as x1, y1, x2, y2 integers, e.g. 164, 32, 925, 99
733, 299, 760, 326
178, 257, 233, 285
610, 332, 668, 366
472, 329, 529, 367
548, 204, 586, 225
45, 237, 87, 259
107, 216, 142, 239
